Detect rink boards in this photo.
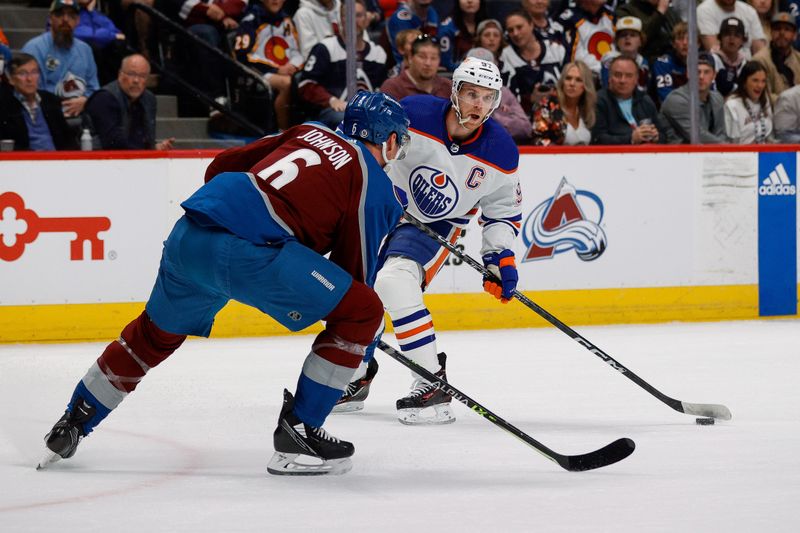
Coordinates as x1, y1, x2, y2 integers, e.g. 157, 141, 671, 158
1, 146, 797, 342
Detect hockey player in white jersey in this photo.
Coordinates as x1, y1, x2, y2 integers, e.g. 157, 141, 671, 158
334, 57, 522, 424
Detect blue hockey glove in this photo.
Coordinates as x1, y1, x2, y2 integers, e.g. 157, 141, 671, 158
482, 249, 518, 304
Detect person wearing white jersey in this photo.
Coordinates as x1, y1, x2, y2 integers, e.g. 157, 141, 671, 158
333, 57, 522, 425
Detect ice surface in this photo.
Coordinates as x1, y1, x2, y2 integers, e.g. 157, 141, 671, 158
1, 320, 798, 532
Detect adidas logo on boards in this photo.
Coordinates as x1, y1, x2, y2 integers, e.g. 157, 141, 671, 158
759, 163, 796, 196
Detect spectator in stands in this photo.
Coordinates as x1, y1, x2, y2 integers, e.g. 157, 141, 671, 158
234, 0, 303, 131
523, 0, 565, 46
22, 0, 100, 118
71, 0, 126, 85
465, 47, 530, 142
652, 21, 689, 106
724, 60, 775, 142
697, 0, 767, 57
294, 0, 340, 60
438, 0, 488, 71
773, 84, 800, 141
85, 54, 174, 150
388, 28, 422, 76
175, 0, 246, 113
592, 55, 665, 144
661, 52, 727, 143
557, 0, 615, 77
386, 0, 441, 65
500, 10, 566, 115
118, 0, 156, 60
474, 18, 504, 63
747, 0, 777, 40
0, 52, 78, 150
0, 39, 10, 85
712, 17, 748, 96
616, 0, 682, 63
531, 60, 597, 145
601, 16, 651, 92
297, 0, 387, 128
380, 33, 450, 99
753, 12, 800, 103
1, 25, 11, 83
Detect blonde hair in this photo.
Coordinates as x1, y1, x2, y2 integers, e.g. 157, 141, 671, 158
556, 61, 596, 128
395, 28, 423, 56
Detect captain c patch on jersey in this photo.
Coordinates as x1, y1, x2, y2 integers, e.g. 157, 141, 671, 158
409, 165, 459, 218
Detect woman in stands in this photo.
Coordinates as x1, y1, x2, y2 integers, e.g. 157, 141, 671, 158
724, 60, 775, 144
530, 60, 596, 146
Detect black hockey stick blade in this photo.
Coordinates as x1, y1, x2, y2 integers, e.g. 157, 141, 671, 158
377, 341, 635, 472
401, 214, 733, 422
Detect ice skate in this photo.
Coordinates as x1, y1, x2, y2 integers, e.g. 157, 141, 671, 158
332, 357, 379, 413
267, 389, 354, 476
396, 353, 455, 425
37, 397, 96, 470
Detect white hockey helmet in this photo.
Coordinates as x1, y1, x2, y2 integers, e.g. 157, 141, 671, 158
451, 56, 503, 125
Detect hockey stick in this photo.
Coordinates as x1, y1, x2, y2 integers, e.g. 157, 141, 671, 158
377, 340, 635, 472
402, 214, 732, 421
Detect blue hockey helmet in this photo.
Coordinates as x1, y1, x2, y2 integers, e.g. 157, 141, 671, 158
342, 91, 411, 159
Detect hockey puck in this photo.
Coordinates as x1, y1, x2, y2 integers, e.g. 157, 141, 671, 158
695, 417, 715, 425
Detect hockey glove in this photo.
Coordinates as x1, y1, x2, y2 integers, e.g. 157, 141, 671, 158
482, 249, 518, 304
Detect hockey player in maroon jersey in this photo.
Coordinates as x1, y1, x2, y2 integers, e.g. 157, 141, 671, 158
38, 92, 411, 476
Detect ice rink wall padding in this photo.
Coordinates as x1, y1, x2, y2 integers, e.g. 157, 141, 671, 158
1, 146, 797, 343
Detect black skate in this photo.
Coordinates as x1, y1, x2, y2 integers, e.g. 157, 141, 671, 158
332, 357, 379, 413
37, 397, 96, 469
267, 389, 355, 476
396, 353, 455, 425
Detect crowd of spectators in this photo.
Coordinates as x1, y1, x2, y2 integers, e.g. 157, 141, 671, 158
3, 0, 800, 150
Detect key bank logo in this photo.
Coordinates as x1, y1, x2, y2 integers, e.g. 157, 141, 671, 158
522, 178, 607, 262
408, 165, 459, 218
0, 192, 111, 262
759, 163, 796, 196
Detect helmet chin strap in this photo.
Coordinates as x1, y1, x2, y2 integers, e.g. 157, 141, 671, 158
381, 141, 393, 169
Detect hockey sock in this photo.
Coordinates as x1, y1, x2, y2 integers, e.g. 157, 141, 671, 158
374, 256, 440, 374
71, 311, 186, 431
294, 281, 384, 427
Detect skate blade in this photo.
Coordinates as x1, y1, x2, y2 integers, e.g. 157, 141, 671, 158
267, 452, 352, 476
331, 401, 364, 414
36, 449, 62, 470
397, 404, 456, 426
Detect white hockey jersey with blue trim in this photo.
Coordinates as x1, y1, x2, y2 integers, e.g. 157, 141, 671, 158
389, 95, 522, 256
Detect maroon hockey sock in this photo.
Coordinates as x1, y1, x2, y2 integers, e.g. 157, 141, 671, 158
97, 311, 187, 393
315, 281, 384, 366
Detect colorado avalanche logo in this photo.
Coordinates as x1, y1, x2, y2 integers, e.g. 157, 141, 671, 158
56, 72, 87, 99
588, 32, 614, 60
263, 36, 290, 66
409, 165, 459, 218
522, 178, 607, 262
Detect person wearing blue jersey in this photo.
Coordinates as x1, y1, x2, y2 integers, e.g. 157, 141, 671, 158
387, 0, 441, 65
334, 58, 522, 425
38, 92, 411, 476
651, 20, 688, 105
22, 0, 100, 118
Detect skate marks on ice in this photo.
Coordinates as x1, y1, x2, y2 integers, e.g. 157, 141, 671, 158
0, 321, 799, 532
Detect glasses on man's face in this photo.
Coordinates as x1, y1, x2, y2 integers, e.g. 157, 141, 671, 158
13, 69, 40, 79
121, 71, 149, 80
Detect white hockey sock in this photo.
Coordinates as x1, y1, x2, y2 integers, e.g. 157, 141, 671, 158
375, 256, 440, 376
350, 359, 369, 381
